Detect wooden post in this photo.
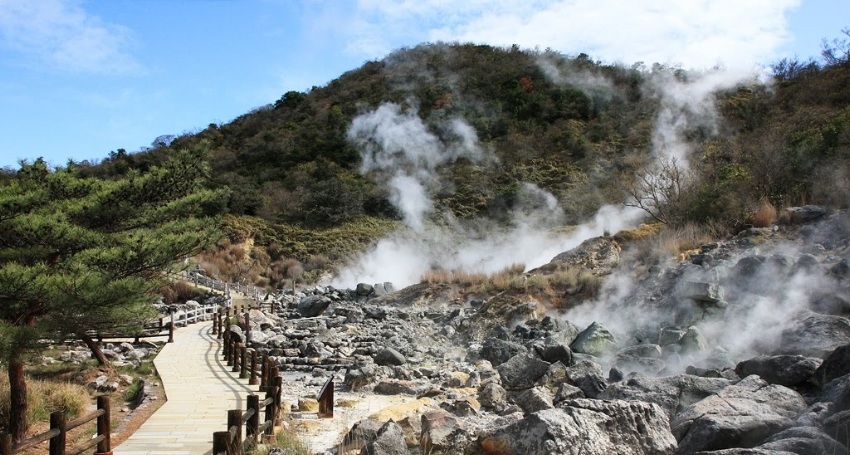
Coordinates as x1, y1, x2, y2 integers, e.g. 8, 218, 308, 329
224, 329, 232, 364
273, 375, 283, 425
212, 311, 218, 335
212, 431, 229, 455
264, 386, 276, 437
239, 345, 248, 379
260, 355, 270, 389
1, 433, 12, 455
49, 411, 66, 455
318, 377, 334, 419
246, 395, 260, 444
249, 350, 259, 386
227, 410, 243, 455
232, 342, 241, 373
243, 312, 250, 343
168, 313, 174, 343
216, 310, 223, 340
95, 395, 111, 455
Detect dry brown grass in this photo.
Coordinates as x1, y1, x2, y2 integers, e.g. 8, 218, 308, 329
159, 280, 207, 304
751, 200, 777, 227
421, 263, 526, 293
612, 223, 664, 243
0, 371, 90, 433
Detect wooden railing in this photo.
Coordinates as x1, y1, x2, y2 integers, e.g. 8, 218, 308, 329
0, 396, 111, 455
92, 316, 175, 344
211, 307, 335, 454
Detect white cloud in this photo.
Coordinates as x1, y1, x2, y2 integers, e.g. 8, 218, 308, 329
0, 0, 140, 74
350, 0, 800, 70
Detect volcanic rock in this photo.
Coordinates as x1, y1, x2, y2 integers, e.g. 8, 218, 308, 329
480, 399, 676, 455
672, 375, 807, 455
570, 321, 618, 357
497, 354, 551, 390
480, 337, 526, 367
735, 355, 820, 387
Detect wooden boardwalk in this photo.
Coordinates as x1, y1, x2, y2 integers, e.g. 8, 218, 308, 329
113, 320, 255, 455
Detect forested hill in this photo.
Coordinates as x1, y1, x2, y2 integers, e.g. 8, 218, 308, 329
26, 41, 850, 286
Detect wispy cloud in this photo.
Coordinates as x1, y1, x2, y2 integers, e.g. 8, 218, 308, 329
349, 0, 800, 69
0, 0, 140, 74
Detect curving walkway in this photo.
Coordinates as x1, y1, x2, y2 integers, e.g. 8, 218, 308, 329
114, 320, 256, 455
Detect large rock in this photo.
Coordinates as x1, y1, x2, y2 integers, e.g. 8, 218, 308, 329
693, 450, 797, 454
479, 399, 676, 455
497, 354, 551, 390
600, 374, 732, 420
815, 343, 850, 385
480, 338, 526, 367
533, 340, 573, 366
358, 420, 409, 455
819, 373, 850, 412
374, 347, 406, 366
478, 382, 508, 412
514, 387, 554, 414
570, 321, 618, 357
549, 236, 622, 273
672, 376, 807, 455
735, 355, 820, 387
565, 360, 608, 399
757, 426, 850, 455
682, 282, 726, 304
297, 295, 332, 317
784, 205, 828, 223
420, 409, 471, 454
779, 312, 850, 357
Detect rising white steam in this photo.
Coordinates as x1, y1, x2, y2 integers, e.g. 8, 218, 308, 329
334, 100, 645, 289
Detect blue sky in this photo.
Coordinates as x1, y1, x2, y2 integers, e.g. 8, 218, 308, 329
0, 0, 846, 169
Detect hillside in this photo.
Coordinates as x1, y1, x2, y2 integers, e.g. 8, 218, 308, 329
50, 41, 850, 289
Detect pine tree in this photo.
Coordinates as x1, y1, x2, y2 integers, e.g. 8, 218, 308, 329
0, 144, 228, 442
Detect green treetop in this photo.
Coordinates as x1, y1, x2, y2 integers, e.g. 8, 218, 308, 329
0, 144, 229, 442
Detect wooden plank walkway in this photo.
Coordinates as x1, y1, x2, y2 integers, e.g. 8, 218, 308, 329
113, 320, 255, 455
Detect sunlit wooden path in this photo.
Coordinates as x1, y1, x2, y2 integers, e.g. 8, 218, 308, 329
114, 290, 257, 455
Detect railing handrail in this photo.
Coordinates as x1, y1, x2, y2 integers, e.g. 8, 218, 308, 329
0, 396, 110, 455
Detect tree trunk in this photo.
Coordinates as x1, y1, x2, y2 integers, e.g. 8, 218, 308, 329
78, 332, 108, 366
8, 354, 28, 443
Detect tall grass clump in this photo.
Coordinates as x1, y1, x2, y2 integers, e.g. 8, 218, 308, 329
247, 418, 311, 455
750, 199, 777, 228
0, 371, 90, 430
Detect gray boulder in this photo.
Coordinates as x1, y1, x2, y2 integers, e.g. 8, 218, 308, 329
672, 375, 807, 455
779, 312, 850, 357
359, 420, 409, 455
514, 387, 554, 414
297, 295, 332, 317
342, 418, 383, 451
600, 374, 732, 420
815, 343, 850, 385
682, 282, 726, 304
553, 383, 585, 403
478, 382, 508, 412
785, 205, 828, 223
735, 355, 820, 387
480, 337, 526, 367
480, 399, 676, 455
565, 360, 608, 399
819, 373, 850, 412
570, 321, 618, 357
497, 354, 551, 390
693, 450, 796, 454
533, 340, 573, 366
355, 283, 374, 296
420, 409, 471, 454
374, 347, 406, 366
757, 426, 850, 455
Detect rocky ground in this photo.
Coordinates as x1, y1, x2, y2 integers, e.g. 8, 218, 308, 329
225, 206, 850, 455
